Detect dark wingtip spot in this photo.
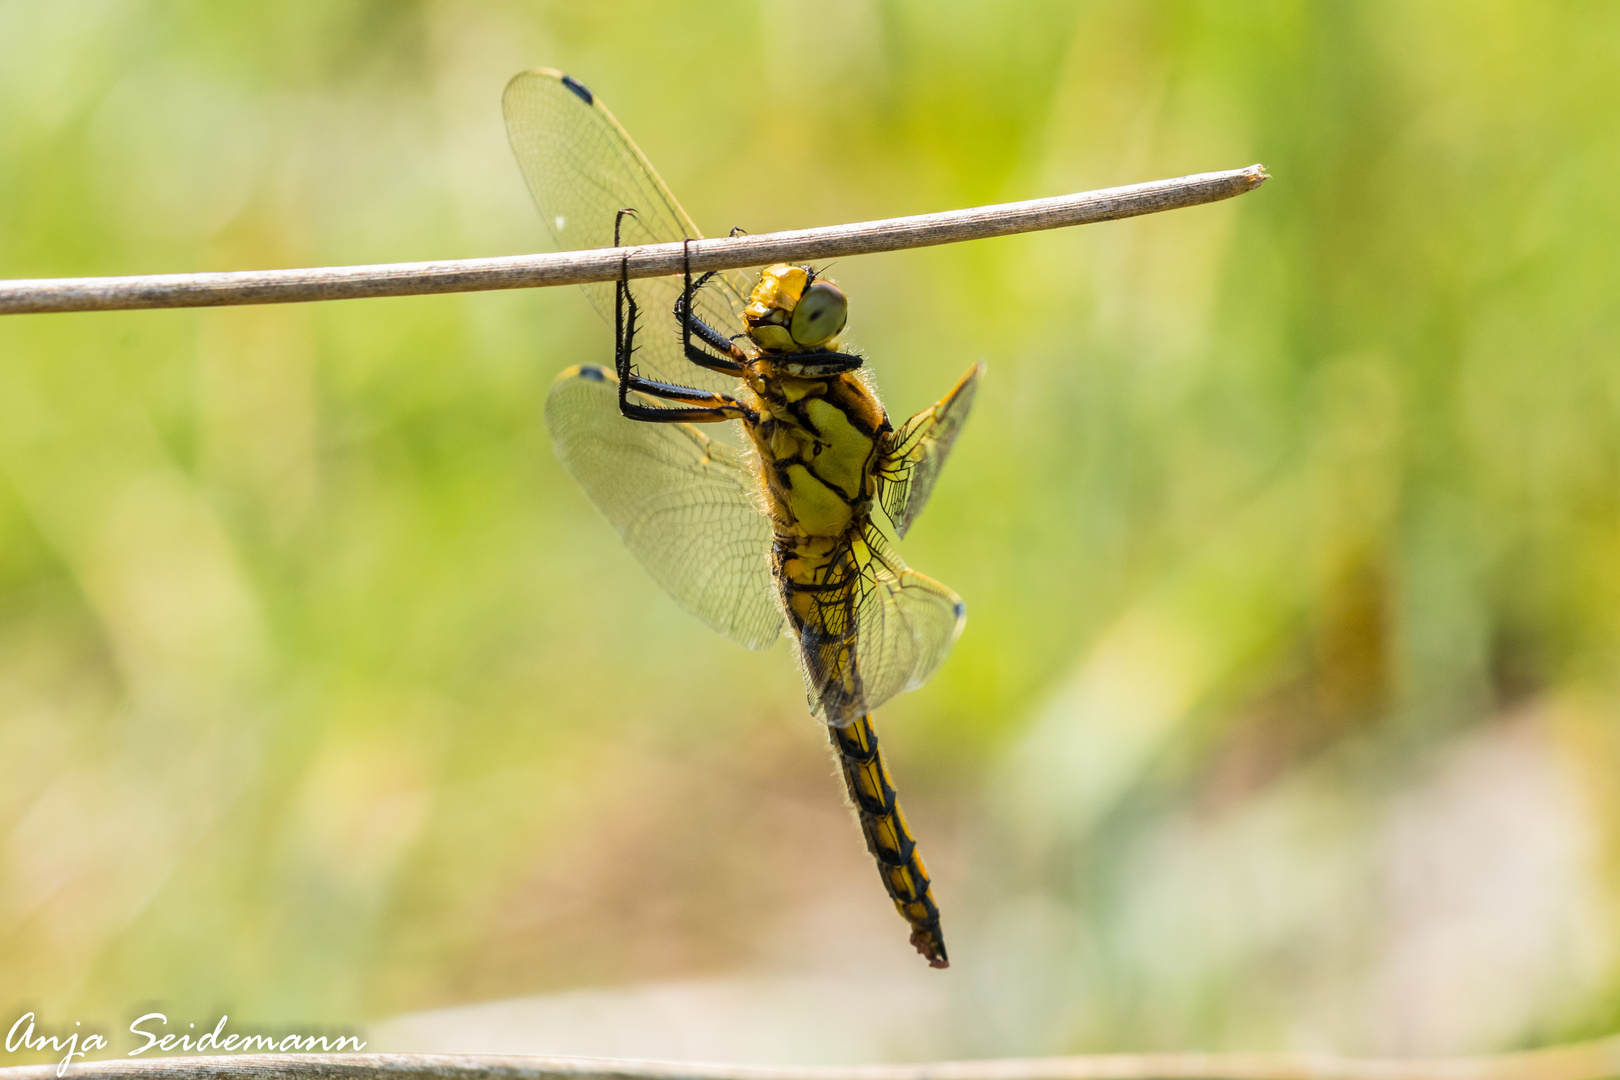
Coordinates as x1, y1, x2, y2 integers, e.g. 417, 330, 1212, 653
560, 75, 593, 105
578, 364, 607, 381
953, 601, 966, 619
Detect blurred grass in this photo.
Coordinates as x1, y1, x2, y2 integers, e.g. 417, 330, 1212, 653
1, 0, 1619, 1063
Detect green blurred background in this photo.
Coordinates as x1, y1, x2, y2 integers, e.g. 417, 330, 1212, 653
3, 0, 1619, 1064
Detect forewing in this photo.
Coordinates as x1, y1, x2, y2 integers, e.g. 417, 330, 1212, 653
880, 362, 984, 537
503, 69, 754, 393
546, 364, 782, 650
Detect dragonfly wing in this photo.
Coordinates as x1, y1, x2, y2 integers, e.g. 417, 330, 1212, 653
794, 529, 964, 725
503, 69, 755, 393
879, 362, 984, 537
852, 530, 965, 712
546, 364, 783, 650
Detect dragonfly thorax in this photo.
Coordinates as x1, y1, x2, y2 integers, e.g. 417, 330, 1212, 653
744, 370, 889, 541
744, 263, 849, 353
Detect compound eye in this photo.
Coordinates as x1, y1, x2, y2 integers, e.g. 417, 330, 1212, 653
789, 280, 848, 347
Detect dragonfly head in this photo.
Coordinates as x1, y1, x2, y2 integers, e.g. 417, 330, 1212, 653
744, 263, 848, 354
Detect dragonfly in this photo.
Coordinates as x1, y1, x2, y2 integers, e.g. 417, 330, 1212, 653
505, 68, 982, 969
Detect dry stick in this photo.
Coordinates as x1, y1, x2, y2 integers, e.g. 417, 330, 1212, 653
0, 166, 1266, 316
5, 1041, 1620, 1080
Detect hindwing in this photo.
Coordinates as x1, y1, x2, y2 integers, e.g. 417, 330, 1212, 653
546, 364, 782, 650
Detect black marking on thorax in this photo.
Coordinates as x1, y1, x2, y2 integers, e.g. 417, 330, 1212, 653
756, 371, 889, 438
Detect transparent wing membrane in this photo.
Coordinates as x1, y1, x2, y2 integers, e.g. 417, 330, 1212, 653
504, 69, 754, 393
853, 536, 965, 711
546, 365, 782, 650
880, 362, 985, 537
794, 527, 965, 725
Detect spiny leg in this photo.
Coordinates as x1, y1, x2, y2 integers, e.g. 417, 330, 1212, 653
613, 208, 640, 396
675, 269, 742, 363
619, 373, 756, 425
612, 214, 755, 425
676, 237, 750, 373
620, 297, 755, 423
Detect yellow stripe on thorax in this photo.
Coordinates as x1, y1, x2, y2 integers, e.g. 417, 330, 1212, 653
746, 370, 886, 540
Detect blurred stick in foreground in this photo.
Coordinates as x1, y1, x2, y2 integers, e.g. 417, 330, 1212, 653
0, 166, 1266, 316
5, 1040, 1620, 1080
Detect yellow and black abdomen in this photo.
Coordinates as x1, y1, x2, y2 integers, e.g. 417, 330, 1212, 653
830, 714, 948, 967
742, 366, 950, 967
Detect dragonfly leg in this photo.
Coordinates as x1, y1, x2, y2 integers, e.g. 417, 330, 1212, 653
676, 239, 750, 373
614, 248, 757, 425
619, 400, 752, 424
613, 208, 641, 389
619, 375, 757, 425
